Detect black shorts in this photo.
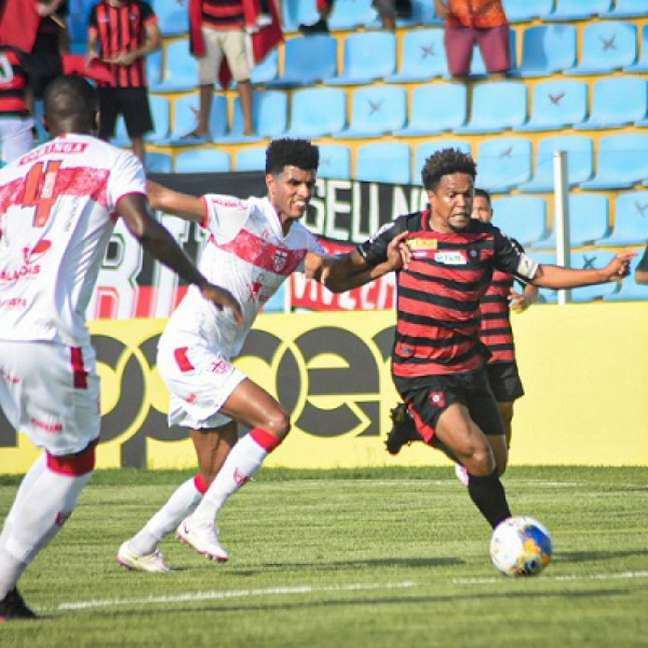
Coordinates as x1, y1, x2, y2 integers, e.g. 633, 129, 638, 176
393, 368, 504, 442
485, 361, 524, 403
97, 87, 153, 139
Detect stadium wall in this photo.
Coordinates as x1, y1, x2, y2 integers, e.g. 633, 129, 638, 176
1, 303, 646, 473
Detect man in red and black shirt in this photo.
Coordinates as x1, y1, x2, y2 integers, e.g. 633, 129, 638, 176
307, 148, 632, 531
87, 0, 160, 161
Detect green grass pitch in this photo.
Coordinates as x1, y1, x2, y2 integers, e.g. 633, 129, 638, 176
1, 466, 647, 647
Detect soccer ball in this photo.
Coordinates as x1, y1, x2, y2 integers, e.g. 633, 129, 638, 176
489, 516, 553, 577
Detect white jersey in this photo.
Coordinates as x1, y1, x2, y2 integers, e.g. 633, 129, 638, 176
164, 193, 323, 355
0, 134, 146, 346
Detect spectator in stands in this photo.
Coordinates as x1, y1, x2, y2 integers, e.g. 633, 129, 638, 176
434, 0, 510, 78
635, 245, 648, 284
300, 0, 411, 34
87, 0, 161, 162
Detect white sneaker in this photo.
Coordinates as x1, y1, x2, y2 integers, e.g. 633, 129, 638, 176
454, 463, 470, 487
176, 517, 229, 562
116, 540, 170, 573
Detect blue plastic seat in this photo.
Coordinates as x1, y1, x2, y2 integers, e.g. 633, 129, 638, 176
581, 134, 648, 190
545, 0, 612, 21
217, 91, 285, 143
536, 194, 609, 248
569, 252, 619, 302
565, 21, 637, 75
113, 95, 170, 145
415, 140, 472, 185
267, 35, 336, 87
475, 138, 532, 193
519, 135, 593, 193
605, 255, 648, 301
287, 88, 346, 138
155, 40, 198, 92
168, 93, 228, 144
517, 80, 587, 132
598, 191, 648, 245
575, 77, 647, 130
146, 51, 163, 90
328, 0, 377, 30
385, 28, 447, 82
491, 196, 548, 246
236, 147, 267, 172
326, 32, 396, 85
337, 86, 406, 138
355, 142, 411, 185
394, 83, 466, 136
67, 0, 90, 45
318, 144, 351, 180
175, 149, 231, 173
625, 25, 648, 72
511, 24, 577, 78
600, 0, 648, 17
455, 82, 527, 134
502, 0, 554, 22
469, 30, 517, 77
281, 0, 319, 33
151, 0, 188, 36
250, 49, 279, 84
145, 152, 173, 173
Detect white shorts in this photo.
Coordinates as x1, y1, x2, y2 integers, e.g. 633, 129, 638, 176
157, 333, 247, 430
0, 117, 34, 164
0, 340, 100, 455
198, 26, 252, 84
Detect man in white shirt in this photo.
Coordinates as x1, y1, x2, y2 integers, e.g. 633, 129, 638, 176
0, 75, 242, 620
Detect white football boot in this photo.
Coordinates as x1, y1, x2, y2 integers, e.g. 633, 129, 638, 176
176, 517, 229, 562
117, 540, 170, 573
454, 463, 470, 487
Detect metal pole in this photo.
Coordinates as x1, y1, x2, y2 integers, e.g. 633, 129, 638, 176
553, 150, 570, 305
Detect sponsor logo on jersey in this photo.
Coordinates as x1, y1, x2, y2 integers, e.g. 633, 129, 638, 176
433, 251, 467, 265
408, 238, 438, 250
0, 366, 21, 384
210, 359, 231, 374
30, 416, 63, 433
0, 240, 52, 284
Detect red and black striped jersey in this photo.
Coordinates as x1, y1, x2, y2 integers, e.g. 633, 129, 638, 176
201, 0, 245, 30
358, 211, 538, 378
88, 1, 157, 88
0, 47, 29, 118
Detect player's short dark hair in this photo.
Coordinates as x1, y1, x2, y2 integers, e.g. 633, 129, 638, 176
421, 148, 477, 191
44, 75, 98, 130
265, 138, 319, 175
474, 188, 491, 205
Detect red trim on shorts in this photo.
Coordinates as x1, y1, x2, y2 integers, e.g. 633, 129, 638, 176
194, 473, 209, 494
174, 347, 194, 372
250, 428, 282, 452
407, 404, 436, 445
46, 439, 97, 476
70, 346, 88, 389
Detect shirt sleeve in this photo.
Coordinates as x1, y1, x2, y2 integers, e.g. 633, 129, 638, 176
106, 150, 146, 212
637, 245, 648, 272
202, 194, 250, 243
493, 227, 539, 281
141, 1, 157, 24
356, 216, 408, 267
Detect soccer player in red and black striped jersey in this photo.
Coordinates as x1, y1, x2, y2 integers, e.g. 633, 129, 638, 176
87, 0, 161, 161
307, 148, 633, 531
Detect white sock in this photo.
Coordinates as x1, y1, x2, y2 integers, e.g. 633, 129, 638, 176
0, 462, 91, 598
190, 433, 269, 527
129, 477, 204, 555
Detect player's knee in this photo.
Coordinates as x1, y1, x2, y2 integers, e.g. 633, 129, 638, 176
263, 409, 291, 439
466, 444, 496, 476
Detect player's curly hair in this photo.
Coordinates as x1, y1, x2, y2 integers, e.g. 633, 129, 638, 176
421, 148, 477, 191
266, 138, 319, 175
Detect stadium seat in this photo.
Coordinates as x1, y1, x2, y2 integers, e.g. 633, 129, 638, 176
175, 149, 231, 173
581, 134, 648, 190
385, 28, 447, 82
326, 32, 396, 85
317, 145, 351, 180
569, 252, 619, 302
217, 93, 282, 143
469, 30, 517, 77
267, 36, 337, 87
281, 0, 319, 32
394, 83, 467, 136
575, 77, 647, 130
113, 95, 170, 146
491, 196, 548, 246
625, 25, 648, 72
145, 152, 173, 173
236, 147, 267, 171
398, 0, 440, 27
146, 51, 163, 89
605, 255, 648, 300
337, 86, 406, 138
475, 138, 532, 193
535, 194, 610, 248
519, 135, 593, 193
67, 0, 90, 45
517, 80, 587, 132
545, 0, 612, 21
328, 0, 377, 30
287, 88, 347, 138
454, 81, 527, 134
168, 93, 228, 144
355, 142, 411, 185
502, 0, 554, 22
415, 140, 472, 184
597, 191, 648, 245
565, 22, 637, 75
600, 0, 648, 17
154, 40, 198, 92
510, 24, 577, 78
250, 49, 279, 84
151, 0, 188, 36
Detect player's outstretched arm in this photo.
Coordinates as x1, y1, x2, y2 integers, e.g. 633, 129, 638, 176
146, 180, 206, 223
117, 193, 243, 324
531, 252, 634, 289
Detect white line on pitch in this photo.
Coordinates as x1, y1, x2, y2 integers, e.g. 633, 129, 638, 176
454, 570, 648, 585
56, 580, 417, 611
